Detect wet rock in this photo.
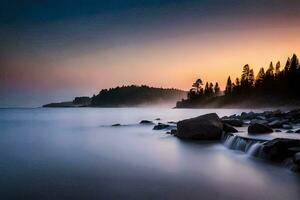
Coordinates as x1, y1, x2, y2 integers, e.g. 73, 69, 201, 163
153, 123, 170, 130
248, 123, 273, 134
155, 118, 161, 121
286, 130, 294, 133
282, 124, 293, 130
268, 120, 284, 128
176, 113, 223, 140
112, 123, 121, 127
294, 152, 300, 165
240, 112, 257, 120
250, 119, 268, 125
257, 115, 266, 120
140, 120, 154, 125
170, 129, 177, 135
262, 138, 300, 161
295, 129, 300, 133
275, 129, 282, 132
222, 119, 243, 127
223, 123, 238, 133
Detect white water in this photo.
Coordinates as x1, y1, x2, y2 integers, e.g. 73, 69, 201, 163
0, 108, 299, 200
222, 134, 265, 157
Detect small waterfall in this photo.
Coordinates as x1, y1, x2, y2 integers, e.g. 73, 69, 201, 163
247, 143, 263, 157
223, 133, 265, 158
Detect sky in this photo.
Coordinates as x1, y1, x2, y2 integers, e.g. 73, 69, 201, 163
1, 0, 300, 107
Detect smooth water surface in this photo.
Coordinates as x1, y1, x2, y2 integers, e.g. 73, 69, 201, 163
0, 108, 299, 200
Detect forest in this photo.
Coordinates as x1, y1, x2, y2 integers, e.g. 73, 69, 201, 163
176, 54, 300, 108
90, 85, 186, 107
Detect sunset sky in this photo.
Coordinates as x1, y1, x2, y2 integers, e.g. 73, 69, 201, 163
1, 0, 300, 106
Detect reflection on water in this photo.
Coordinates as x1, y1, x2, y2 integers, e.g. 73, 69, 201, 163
0, 108, 299, 200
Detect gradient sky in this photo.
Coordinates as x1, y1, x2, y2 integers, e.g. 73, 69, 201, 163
1, 0, 300, 107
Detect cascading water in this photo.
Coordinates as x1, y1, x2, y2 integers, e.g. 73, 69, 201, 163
223, 133, 265, 158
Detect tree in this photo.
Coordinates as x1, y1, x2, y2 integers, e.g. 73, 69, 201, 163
192, 78, 203, 93
255, 67, 265, 86
275, 61, 281, 76
225, 76, 232, 95
204, 82, 209, 95
249, 69, 255, 87
241, 64, 250, 86
265, 62, 274, 79
235, 78, 240, 86
284, 57, 291, 72
214, 82, 220, 95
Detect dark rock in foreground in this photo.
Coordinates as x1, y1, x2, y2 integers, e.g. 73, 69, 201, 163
248, 123, 273, 134
175, 113, 223, 140
262, 138, 300, 161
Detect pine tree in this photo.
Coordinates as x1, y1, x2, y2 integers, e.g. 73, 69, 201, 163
255, 67, 265, 86
214, 82, 220, 95
241, 64, 250, 86
275, 61, 281, 76
249, 69, 255, 87
225, 76, 232, 95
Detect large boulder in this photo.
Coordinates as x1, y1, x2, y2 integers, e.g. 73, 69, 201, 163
221, 119, 243, 127
248, 123, 273, 134
175, 113, 223, 140
262, 138, 300, 161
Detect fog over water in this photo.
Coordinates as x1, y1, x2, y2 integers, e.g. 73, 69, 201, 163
0, 108, 299, 200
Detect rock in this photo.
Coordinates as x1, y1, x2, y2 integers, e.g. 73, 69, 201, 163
262, 138, 300, 161
168, 121, 177, 124
112, 123, 121, 126
248, 123, 273, 134
175, 113, 223, 140
275, 129, 282, 132
155, 118, 161, 120
257, 115, 266, 120
153, 123, 170, 130
140, 120, 154, 125
268, 120, 284, 128
223, 123, 238, 133
286, 130, 294, 133
170, 129, 177, 135
293, 152, 300, 165
240, 112, 257, 120
250, 119, 268, 125
282, 124, 293, 130
295, 129, 300, 133
221, 119, 243, 127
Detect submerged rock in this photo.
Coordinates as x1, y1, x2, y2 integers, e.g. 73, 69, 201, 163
153, 123, 170, 130
223, 123, 238, 133
175, 113, 223, 140
248, 123, 273, 134
222, 119, 243, 127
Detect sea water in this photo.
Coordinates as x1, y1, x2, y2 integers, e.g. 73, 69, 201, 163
0, 108, 299, 200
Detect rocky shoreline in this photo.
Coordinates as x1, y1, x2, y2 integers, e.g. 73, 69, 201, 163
135, 109, 300, 173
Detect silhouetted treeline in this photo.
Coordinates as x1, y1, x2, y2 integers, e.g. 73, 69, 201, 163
177, 54, 300, 108
90, 85, 186, 107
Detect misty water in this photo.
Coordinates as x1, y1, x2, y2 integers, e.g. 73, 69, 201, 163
0, 108, 300, 200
